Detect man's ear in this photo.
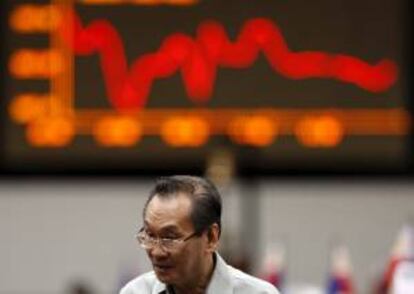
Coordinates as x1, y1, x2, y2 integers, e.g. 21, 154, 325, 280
205, 223, 220, 253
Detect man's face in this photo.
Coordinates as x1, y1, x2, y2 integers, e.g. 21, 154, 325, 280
143, 193, 209, 287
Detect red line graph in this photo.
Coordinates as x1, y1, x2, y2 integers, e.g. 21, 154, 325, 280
59, 10, 398, 111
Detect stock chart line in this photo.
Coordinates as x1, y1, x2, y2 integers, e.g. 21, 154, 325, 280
60, 10, 398, 111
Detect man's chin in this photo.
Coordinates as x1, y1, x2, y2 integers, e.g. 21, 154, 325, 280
153, 266, 176, 283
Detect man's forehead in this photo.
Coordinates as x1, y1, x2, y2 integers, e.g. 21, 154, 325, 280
147, 192, 193, 212
144, 193, 193, 229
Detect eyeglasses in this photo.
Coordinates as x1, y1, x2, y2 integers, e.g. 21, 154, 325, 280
136, 228, 199, 251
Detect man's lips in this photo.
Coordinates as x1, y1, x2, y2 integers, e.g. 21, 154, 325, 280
153, 264, 174, 272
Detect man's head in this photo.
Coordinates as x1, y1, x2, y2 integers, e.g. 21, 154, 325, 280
140, 176, 222, 288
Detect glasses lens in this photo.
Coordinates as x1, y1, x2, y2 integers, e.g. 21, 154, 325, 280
136, 230, 187, 251
160, 238, 177, 251
137, 232, 150, 248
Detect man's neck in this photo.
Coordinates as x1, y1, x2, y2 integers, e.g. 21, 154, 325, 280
172, 254, 216, 294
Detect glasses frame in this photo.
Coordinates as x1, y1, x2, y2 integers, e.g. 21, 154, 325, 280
136, 227, 199, 251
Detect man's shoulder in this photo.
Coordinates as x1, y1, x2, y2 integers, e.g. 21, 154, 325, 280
227, 265, 280, 294
119, 271, 159, 294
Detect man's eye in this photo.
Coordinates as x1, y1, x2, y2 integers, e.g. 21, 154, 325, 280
163, 235, 179, 240
145, 231, 155, 238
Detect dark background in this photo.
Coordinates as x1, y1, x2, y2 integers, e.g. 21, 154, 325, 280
0, 0, 411, 176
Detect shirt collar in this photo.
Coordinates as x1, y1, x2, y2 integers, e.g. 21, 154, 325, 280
206, 252, 233, 294
155, 252, 233, 294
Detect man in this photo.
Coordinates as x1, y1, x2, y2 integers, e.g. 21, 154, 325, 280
120, 175, 280, 294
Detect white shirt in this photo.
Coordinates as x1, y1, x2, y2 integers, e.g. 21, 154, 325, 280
391, 260, 414, 294
120, 253, 280, 294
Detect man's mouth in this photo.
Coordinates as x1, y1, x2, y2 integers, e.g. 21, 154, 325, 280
153, 264, 174, 273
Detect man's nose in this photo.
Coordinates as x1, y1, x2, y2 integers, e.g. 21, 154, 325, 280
148, 243, 169, 259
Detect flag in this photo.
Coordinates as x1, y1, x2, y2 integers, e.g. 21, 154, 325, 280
260, 242, 286, 291
327, 244, 355, 294
375, 224, 414, 294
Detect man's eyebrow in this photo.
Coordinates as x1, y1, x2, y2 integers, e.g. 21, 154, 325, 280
159, 225, 180, 233
142, 222, 180, 233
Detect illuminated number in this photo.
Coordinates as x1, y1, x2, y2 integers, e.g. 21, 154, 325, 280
295, 115, 344, 147
161, 117, 209, 147
93, 116, 142, 147
26, 117, 74, 147
228, 115, 277, 147
9, 5, 60, 33
79, 0, 198, 5
79, 0, 124, 4
8, 94, 49, 124
9, 49, 64, 79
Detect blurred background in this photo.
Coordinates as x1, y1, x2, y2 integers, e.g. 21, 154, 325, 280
2, 179, 414, 294
0, 0, 413, 293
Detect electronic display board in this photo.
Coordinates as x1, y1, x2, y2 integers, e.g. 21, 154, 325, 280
0, 0, 411, 175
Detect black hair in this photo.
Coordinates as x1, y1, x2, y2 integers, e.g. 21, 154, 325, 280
143, 175, 222, 237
